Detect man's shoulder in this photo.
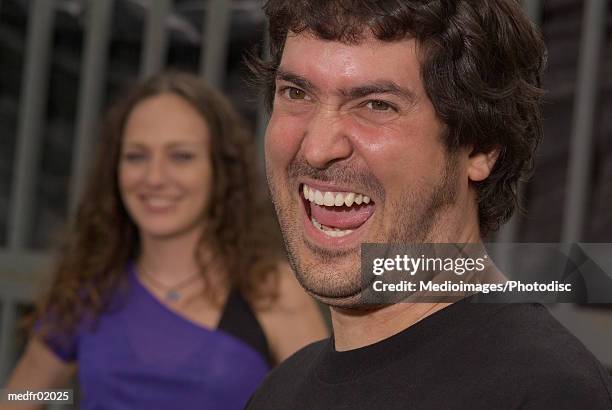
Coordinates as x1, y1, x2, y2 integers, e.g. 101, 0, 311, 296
484, 304, 597, 354
247, 337, 328, 408
480, 303, 600, 365
476, 303, 612, 406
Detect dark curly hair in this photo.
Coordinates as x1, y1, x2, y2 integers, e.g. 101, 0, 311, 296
33, 71, 282, 337
248, 0, 547, 236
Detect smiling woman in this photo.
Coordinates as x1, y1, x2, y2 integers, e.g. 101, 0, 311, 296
119, 94, 214, 242
3, 71, 327, 410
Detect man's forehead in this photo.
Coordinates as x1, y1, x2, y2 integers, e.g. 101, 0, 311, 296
281, 30, 419, 63
278, 32, 422, 93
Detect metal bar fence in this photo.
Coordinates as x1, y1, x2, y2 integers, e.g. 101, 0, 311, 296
69, 0, 115, 213
562, 0, 609, 244
140, 0, 172, 77
201, 0, 232, 89
2, 0, 55, 382
7, 0, 55, 251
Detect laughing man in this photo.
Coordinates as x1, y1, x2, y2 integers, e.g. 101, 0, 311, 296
247, 1, 612, 408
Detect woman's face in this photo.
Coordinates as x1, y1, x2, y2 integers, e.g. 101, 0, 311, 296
119, 93, 213, 241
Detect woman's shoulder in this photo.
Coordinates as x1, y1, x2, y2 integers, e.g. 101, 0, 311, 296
252, 261, 329, 364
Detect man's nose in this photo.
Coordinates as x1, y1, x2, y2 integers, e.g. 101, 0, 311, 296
301, 107, 354, 169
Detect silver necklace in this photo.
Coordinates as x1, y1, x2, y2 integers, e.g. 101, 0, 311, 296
139, 266, 201, 302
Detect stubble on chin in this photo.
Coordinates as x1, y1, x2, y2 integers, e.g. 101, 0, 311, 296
267, 152, 460, 310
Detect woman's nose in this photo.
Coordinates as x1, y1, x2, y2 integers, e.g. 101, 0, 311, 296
144, 155, 168, 187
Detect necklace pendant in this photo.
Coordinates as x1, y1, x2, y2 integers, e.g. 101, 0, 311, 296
166, 290, 180, 302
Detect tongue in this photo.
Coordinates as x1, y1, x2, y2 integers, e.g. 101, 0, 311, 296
310, 203, 375, 230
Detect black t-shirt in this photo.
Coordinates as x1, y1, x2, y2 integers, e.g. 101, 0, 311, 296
247, 301, 612, 409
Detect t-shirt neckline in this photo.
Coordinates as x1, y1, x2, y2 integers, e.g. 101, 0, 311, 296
315, 297, 503, 384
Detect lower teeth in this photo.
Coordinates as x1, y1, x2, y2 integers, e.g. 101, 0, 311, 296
311, 217, 354, 238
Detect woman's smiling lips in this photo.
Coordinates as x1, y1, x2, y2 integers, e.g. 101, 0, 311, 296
139, 194, 180, 213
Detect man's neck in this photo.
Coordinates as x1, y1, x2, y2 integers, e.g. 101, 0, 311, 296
330, 302, 450, 351
329, 211, 483, 352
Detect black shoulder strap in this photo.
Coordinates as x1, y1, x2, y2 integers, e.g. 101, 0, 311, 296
217, 289, 273, 367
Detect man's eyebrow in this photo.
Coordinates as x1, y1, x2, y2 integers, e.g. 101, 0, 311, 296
275, 70, 416, 104
343, 81, 417, 105
275, 69, 319, 94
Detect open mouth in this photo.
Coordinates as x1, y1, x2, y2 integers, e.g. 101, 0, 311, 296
300, 183, 376, 239
139, 194, 179, 213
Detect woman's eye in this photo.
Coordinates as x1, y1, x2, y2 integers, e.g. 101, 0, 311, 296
284, 87, 307, 100
366, 100, 394, 111
123, 152, 146, 162
171, 152, 194, 162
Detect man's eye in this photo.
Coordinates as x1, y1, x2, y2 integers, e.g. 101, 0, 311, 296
366, 100, 394, 111
284, 87, 307, 100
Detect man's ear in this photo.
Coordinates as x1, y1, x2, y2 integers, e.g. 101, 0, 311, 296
467, 148, 500, 182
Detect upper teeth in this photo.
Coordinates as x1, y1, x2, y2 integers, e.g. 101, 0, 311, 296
145, 197, 174, 207
303, 184, 371, 207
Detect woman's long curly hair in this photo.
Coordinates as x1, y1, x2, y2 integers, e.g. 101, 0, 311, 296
33, 71, 282, 337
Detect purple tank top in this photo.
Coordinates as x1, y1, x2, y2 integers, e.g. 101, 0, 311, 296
41, 266, 270, 409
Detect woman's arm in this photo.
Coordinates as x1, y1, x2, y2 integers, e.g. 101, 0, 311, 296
1, 337, 75, 410
258, 263, 330, 365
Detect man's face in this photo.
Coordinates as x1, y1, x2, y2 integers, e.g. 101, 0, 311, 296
265, 32, 466, 307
